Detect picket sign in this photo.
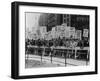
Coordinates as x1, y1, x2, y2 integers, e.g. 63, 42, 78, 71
69, 27, 75, 38
65, 27, 70, 38
83, 29, 89, 37
75, 30, 82, 40
39, 26, 47, 39
51, 27, 56, 38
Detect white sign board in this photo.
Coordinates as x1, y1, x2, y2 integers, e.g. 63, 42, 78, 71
39, 26, 47, 39
55, 31, 59, 38
39, 26, 47, 34
56, 25, 63, 38
65, 27, 70, 38
44, 33, 48, 40
69, 27, 75, 38
51, 27, 56, 38
60, 31, 65, 38
75, 30, 82, 40
56, 25, 61, 32
83, 29, 89, 37
60, 26, 66, 38
46, 31, 52, 40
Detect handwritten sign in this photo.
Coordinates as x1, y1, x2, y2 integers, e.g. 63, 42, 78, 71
83, 29, 89, 37
75, 30, 82, 40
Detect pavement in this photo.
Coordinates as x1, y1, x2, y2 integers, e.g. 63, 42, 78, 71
25, 59, 60, 68
25, 54, 89, 68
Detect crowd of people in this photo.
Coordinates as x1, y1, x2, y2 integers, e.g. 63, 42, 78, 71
25, 37, 89, 60
26, 37, 89, 48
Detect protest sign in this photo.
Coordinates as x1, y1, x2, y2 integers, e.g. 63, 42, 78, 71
83, 29, 89, 37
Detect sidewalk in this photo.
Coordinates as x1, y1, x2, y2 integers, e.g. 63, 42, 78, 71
26, 54, 89, 68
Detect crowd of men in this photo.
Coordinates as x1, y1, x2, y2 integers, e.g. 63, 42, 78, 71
25, 37, 89, 60
26, 37, 89, 48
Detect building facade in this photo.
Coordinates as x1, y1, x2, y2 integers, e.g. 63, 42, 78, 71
46, 14, 63, 31
70, 15, 89, 40
39, 13, 89, 39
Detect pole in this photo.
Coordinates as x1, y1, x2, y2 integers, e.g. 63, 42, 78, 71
65, 50, 67, 67
86, 50, 89, 65
41, 48, 42, 62
51, 47, 53, 63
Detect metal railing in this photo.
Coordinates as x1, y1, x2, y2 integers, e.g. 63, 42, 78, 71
25, 45, 89, 67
